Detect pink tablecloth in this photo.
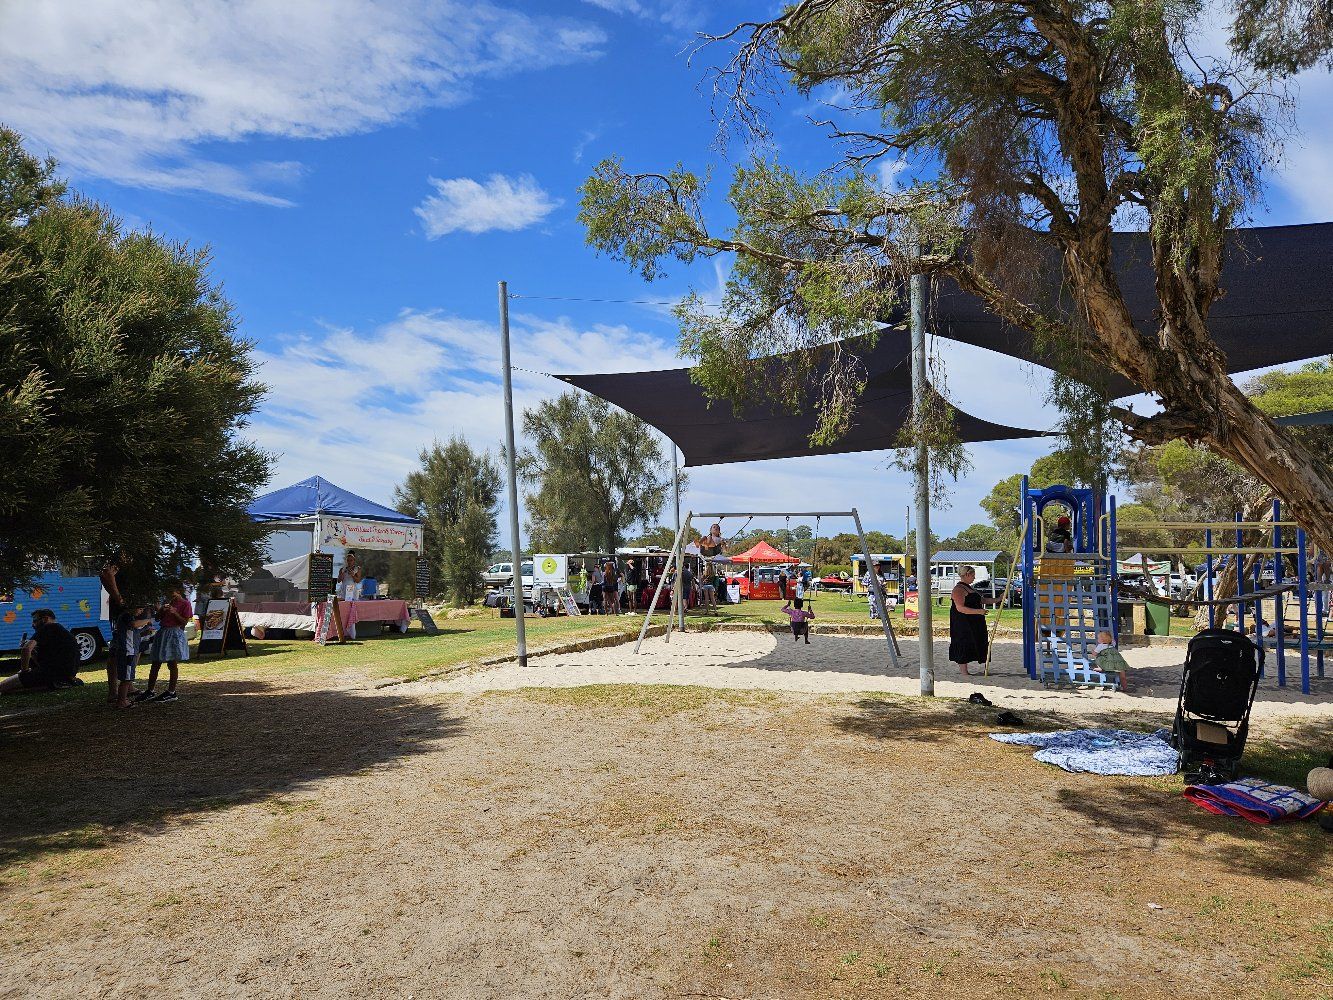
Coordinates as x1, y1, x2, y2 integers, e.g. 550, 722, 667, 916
314, 599, 411, 638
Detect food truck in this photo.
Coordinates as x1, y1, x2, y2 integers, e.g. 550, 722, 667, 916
1, 566, 112, 664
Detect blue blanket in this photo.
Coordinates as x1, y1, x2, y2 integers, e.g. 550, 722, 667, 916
990, 728, 1180, 776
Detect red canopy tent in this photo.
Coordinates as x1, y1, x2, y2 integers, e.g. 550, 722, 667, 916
727, 540, 798, 599
730, 540, 798, 564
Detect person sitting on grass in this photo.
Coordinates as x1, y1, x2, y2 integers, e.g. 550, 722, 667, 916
782, 597, 815, 644
1093, 629, 1130, 692
135, 583, 192, 704
0, 610, 82, 694
112, 605, 153, 710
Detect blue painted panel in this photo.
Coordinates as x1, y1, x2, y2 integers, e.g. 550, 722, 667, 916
0, 572, 110, 652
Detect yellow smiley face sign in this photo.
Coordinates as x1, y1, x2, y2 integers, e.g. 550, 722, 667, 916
541, 557, 558, 576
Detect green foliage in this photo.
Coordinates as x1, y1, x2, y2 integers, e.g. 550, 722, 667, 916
394, 437, 501, 607
0, 128, 269, 598
517, 391, 674, 553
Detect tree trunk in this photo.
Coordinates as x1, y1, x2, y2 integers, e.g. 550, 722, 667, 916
1060, 246, 1333, 558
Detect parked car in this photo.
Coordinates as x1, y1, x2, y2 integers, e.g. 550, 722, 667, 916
985, 577, 1022, 607
483, 561, 535, 594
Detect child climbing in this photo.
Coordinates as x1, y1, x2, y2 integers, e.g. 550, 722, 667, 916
782, 597, 815, 644
1093, 629, 1130, 692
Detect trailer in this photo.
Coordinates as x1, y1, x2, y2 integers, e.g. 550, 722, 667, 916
1, 569, 111, 664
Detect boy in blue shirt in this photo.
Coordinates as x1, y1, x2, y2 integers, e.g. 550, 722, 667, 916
112, 605, 152, 709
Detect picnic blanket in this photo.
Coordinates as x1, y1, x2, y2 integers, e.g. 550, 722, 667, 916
1182, 778, 1327, 824
990, 728, 1179, 776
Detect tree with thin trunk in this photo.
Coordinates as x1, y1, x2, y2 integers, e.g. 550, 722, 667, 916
518, 392, 675, 553
394, 437, 501, 607
578, 2, 1333, 553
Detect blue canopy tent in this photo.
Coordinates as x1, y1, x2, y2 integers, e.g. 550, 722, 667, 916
249, 476, 419, 525
248, 477, 423, 595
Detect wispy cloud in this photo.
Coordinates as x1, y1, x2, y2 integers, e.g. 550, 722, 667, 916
249, 308, 682, 503
581, 0, 708, 31
414, 174, 562, 237
0, 0, 605, 203
573, 128, 602, 163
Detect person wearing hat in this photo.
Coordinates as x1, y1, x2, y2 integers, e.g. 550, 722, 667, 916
1045, 514, 1074, 553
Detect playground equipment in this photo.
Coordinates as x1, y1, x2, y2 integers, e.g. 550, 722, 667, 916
1117, 500, 1328, 695
1019, 480, 1122, 690
635, 509, 905, 672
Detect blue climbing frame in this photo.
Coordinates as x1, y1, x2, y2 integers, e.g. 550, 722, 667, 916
1019, 479, 1120, 687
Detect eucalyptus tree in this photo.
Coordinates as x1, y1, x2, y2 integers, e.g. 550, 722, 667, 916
579, 1, 1333, 550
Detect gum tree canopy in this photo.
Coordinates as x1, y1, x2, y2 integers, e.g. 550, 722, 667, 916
579, 0, 1333, 551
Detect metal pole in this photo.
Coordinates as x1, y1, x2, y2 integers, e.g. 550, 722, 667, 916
634, 512, 691, 653
498, 280, 527, 667
673, 445, 684, 631
910, 260, 935, 696
853, 508, 901, 670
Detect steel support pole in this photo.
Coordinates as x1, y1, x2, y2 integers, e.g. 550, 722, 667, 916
673, 445, 684, 631
910, 263, 935, 696
498, 280, 527, 667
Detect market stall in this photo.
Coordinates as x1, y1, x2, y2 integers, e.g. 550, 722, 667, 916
243, 476, 424, 640
727, 540, 800, 600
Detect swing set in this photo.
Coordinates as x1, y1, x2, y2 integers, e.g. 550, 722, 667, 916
634, 508, 903, 669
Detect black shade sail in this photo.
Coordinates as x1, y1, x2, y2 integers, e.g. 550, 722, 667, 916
559, 333, 1048, 468
560, 222, 1333, 467
920, 222, 1333, 398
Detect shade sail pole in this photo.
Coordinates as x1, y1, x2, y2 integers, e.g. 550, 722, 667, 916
498, 280, 527, 667
911, 260, 936, 697
673, 443, 684, 631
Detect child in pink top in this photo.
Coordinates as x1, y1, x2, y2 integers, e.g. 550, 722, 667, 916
782, 598, 815, 644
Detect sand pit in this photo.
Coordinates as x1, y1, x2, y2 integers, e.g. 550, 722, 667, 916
418, 632, 1333, 727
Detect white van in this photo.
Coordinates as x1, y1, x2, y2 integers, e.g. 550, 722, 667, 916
931, 562, 991, 595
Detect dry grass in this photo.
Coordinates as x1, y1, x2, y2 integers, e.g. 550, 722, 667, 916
0, 674, 1329, 999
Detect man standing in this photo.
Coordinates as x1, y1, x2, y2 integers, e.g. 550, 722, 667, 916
1, 609, 81, 693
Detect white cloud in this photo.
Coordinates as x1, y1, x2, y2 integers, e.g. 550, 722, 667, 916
249, 308, 683, 508
581, 0, 706, 31
414, 174, 562, 237
0, 0, 604, 202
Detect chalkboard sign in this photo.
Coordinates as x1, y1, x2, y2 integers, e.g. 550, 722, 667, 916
415, 557, 431, 598
197, 598, 248, 658
308, 552, 334, 598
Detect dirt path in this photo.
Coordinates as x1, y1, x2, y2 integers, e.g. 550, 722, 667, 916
1, 678, 1328, 999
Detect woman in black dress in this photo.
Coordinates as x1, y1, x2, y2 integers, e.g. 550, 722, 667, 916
948, 565, 990, 675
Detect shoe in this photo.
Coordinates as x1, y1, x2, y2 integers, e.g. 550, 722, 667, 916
154, 690, 179, 703
132, 689, 156, 704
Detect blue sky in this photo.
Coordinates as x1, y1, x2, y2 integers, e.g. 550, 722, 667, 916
3, 0, 1330, 541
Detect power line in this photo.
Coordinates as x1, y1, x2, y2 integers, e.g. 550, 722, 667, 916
508, 292, 721, 307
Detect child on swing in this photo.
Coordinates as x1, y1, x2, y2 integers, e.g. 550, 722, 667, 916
782, 597, 815, 644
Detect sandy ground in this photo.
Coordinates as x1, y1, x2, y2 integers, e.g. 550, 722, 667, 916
3, 637, 1330, 999
418, 633, 1333, 729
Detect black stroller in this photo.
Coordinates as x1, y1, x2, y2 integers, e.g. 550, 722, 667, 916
1172, 628, 1262, 783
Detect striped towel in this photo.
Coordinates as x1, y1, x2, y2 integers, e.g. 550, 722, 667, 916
1183, 777, 1326, 824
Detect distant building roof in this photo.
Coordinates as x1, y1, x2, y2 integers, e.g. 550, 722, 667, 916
931, 550, 1003, 563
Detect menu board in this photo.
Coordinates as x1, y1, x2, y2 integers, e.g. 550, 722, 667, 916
308, 552, 335, 598
197, 598, 248, 657
415, 558, 431, 598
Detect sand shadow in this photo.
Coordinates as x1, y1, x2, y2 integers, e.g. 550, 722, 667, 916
0, 679, 463, 866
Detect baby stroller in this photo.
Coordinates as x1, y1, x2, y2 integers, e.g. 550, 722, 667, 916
1172, 628, 1262, 783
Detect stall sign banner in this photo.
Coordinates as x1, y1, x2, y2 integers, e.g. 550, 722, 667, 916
318, 517, 422, 552
904, 590, 919, 621
533, 553, 567, 585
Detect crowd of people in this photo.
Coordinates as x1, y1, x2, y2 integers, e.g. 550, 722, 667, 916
99, 555, 191, 709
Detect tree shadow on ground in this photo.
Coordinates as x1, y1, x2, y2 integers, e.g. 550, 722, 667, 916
1054, 779, 1330, 885
0, 679, 463, 867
